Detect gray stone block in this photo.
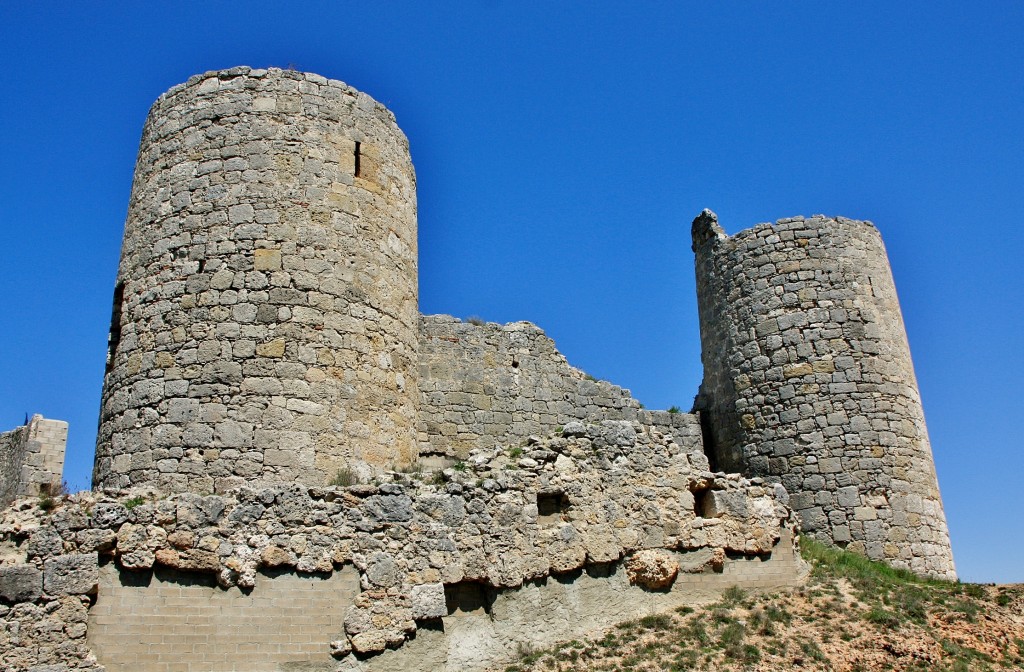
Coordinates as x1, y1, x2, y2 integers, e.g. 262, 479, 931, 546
410, 582, 446, 620
43, 553, 98, 596
0, 565, 42, 602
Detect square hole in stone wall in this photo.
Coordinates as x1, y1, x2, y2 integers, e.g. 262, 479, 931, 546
537, 491, 570, 524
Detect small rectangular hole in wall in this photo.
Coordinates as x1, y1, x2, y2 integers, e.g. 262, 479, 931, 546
693, 487, 712, 518
354, 141, 361, 177
537, 491, 570, 523
105, 283, 125, 374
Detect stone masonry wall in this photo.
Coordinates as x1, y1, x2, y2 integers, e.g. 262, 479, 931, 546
1, 420, 803, 671
418, 314, 701, 459
692, 210, 955, 579
95, 67, 420, 494
0, 415, 68, 507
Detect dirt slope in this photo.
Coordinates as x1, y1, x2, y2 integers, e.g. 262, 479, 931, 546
499, 540, 1024, 672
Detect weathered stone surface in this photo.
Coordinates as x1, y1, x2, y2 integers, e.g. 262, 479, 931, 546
43, 553, 98, 595
0, 418, 800, 666
26, 526, 63, 559
417, 316, 702, 461
91, 503, 128, 528
0, 416, 67, 508
260, 545, 293, 567
625, 550, 679, 589
0, 564, 42, 602
154, 548, 220, 572
95, 67, 420, 493
410, 582, 446, 620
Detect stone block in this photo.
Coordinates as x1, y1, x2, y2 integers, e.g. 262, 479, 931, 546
818, 457, 842, 473
837, 486, 860, 508
0, 564, 42, 602
43, 553, 98, 596
410, 582, 446, 619
853, 506, 878, 521
783, 362, 813, 378
254, 248, 282, 270
625, 550, 679, 589
705, 490, 748, 519
256, 338, 286, 358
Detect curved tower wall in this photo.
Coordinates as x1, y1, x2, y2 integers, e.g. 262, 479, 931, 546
95, 67, 419, 493
692, 211, 955, 579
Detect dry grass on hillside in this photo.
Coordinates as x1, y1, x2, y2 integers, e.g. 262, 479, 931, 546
500, 540, 1024, 672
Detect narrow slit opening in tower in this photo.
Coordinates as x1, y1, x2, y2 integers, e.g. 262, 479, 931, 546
105, 283, 125, 373
354, 141, 361, 177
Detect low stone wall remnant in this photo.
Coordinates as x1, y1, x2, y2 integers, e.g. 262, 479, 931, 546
418, 315, 699, 460
0, 420, 805, 671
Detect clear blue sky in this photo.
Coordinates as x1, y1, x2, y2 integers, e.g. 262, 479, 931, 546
0, 2, 1020, 583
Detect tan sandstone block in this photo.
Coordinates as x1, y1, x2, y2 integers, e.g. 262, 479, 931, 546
257, 338, 286, 358
784, 362, 813, 378
254, 248, 282, 271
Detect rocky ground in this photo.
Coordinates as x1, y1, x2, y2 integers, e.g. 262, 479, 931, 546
499, 539, 1024, 672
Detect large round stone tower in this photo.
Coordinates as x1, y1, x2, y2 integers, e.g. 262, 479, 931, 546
95, 67, 419, 493
692, 210, 955, 579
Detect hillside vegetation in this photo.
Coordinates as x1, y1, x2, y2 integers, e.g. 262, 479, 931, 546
501, 539, 1024, 671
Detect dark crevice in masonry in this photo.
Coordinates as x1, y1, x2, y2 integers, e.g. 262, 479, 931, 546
105, 283, 125, 374
725, 549, 771, 562
692, 486, 712, 518
537, 490, 570, 522
696, 409, 720, 473
354, 141, 361, 177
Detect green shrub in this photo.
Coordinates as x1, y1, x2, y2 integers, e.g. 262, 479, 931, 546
722, 585, 747, 606
123, 495, 146, 510
329, 466, 359, 487
864, 605, 900, 628
638, 613, 672, 631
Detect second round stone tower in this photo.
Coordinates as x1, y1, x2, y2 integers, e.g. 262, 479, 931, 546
95, 67, 419, 493
692, 210, 955, 579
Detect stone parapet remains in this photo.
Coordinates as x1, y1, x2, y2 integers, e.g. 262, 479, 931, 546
418, 315, 696, 459
0, 415, 67, 507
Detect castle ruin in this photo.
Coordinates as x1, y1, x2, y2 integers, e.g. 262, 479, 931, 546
0, 67, 954, 671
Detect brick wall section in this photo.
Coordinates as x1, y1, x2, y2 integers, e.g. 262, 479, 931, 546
692, 210, 955, 579
95, 67, 420, 494
88, 563, 358, 672
417, 314, 702, 459
0, 415, 67, 506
